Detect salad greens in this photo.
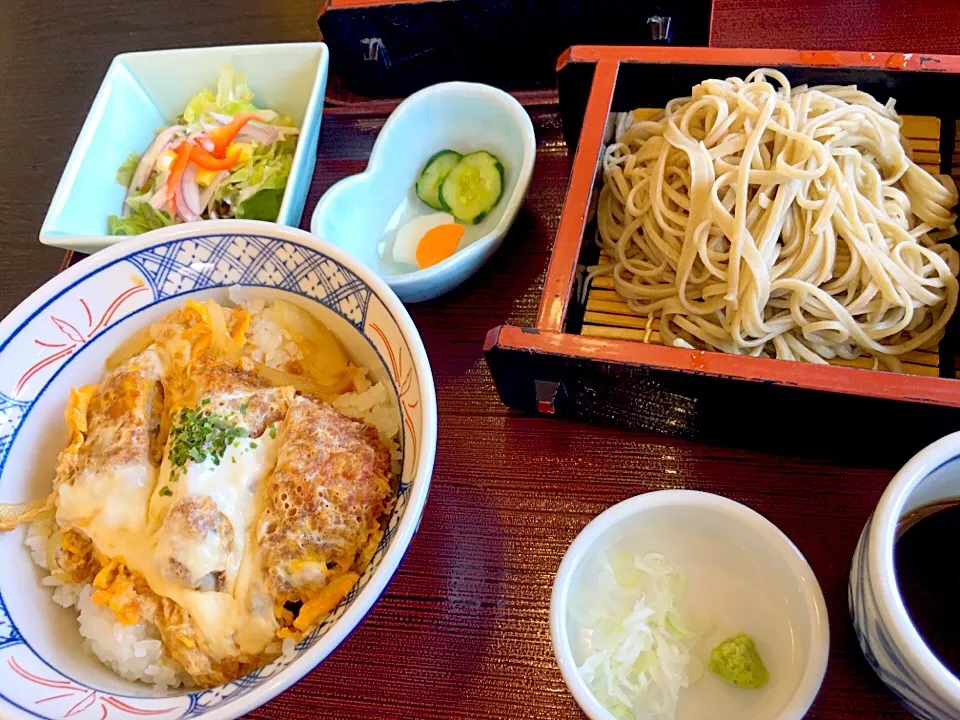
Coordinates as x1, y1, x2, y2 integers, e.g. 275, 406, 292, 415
216, 136, 296, 221
116, 152, 141, 187
108, 204, 174, 236
183, 65, 259, 124
108, 66, 299, 235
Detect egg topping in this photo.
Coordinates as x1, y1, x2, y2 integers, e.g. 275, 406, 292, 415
5, 298, 398, 688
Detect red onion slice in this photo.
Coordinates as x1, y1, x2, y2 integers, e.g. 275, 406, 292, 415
126, 124, 185, 199
198, 171, 230, 211
178, 163, 203, 221
207, 111, 299, 142
236, 123, 279, 146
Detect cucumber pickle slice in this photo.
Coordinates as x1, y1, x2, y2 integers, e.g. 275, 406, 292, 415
438, 151, 504, 224
415, 150, 462, 210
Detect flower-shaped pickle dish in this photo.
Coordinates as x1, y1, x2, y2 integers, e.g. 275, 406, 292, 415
312, 82, 536, 303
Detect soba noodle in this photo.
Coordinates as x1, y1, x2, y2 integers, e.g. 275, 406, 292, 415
592, 69, 960, 370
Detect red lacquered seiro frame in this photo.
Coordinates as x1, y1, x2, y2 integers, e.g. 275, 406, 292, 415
484, 46, 960, 449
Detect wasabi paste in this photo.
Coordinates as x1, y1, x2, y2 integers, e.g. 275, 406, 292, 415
709, 633, 769, 689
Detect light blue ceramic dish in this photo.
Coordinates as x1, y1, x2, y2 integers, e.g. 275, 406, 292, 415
850, 431, 960, 719
311, 82, 536, 303
39, 43, 328, 254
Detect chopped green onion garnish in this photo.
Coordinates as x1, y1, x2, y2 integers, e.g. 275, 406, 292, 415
168, 404, 248, 474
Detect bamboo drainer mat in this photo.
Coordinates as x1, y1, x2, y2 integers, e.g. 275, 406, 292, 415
581, 112, 946, 378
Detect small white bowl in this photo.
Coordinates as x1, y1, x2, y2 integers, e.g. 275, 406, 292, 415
311, 81, 536, 303
850, 430, 960, 719
551, 490, 829, 720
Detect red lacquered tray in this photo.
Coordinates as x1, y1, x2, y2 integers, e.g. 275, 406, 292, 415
485, 46, 960, 453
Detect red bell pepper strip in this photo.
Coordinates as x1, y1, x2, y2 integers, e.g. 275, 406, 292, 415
207, 113, 261, 158
165, 142, 193, 215
189, 143, 242, 171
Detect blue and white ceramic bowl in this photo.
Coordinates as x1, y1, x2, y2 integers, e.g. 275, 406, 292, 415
0, 220, 437, 719
850, 431, 960, 719
40, 43, 328, 253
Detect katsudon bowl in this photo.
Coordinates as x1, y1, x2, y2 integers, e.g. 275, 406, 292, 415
0, 220, 437, 719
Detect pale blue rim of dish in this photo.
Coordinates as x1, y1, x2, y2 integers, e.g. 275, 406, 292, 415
0, 229, 429, 718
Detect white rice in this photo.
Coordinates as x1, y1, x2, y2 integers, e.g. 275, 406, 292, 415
22, 298, 401, 688
25, 521, 188, 687
26, 519, 86, 607
53, 582, 85, 609
76, 585, 186, 689
241, 297, 306, 370
241, 298, 404, 472
24, 518, 52, 569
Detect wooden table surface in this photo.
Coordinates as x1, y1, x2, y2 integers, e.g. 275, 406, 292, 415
2, 1, 957, 718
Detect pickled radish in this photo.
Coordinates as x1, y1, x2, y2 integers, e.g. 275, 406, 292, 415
392, 212, 465, 269
416, 223, 465, 268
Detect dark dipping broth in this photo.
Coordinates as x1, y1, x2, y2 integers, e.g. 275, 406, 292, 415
895, 499, 960, 678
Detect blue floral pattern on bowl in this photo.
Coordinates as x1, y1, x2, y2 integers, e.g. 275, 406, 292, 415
0, 225, 433, 719
850, 514, 960, 719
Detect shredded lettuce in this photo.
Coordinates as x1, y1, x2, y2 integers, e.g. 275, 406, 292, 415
111, 65, 296, 233
108, 203, 174, 236
236, 189, 284, 221
182, 65, 259, 123
123, 179, 157, 211
116, 151, 141, 186
214, 136, 295, 221
573, 552, 704, 720
216, 65, 257, 115
181, 89, 217, 125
